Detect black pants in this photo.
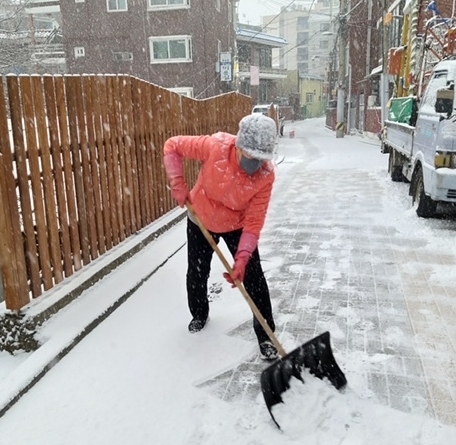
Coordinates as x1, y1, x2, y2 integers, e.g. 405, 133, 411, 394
186, 218, 275, 344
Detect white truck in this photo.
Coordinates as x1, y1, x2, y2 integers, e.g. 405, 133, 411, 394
382, 59, 456, 217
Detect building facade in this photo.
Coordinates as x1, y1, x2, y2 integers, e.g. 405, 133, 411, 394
259, 0, 338, 114
235, 25, 287, 105
262, 1, 338, 78
60, 0, 237, 99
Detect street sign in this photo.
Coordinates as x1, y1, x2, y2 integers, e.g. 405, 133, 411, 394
219, 52, 232, 82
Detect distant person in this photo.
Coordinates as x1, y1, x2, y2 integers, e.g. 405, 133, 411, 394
163, 114, 279, 360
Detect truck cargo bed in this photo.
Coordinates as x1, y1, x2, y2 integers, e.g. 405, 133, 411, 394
383, 120, 414, 157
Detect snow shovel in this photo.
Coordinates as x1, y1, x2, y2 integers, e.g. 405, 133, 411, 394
186, 202, 347, 428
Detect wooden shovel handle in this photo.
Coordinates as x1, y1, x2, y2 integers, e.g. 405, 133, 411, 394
186, 202, 287, 357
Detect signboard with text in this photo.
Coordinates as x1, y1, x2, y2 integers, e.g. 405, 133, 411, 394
219, 52, 232, 82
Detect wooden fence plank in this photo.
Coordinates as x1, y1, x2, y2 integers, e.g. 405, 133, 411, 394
106, 76, 124, 242
120, 76, 139, 233
8, 77, 41, 297
0, 80, 29, 310
83, 75, 106, 255
92, 77, 112, 251
100, 77, 119, 246
43, 76, 73, 277
55, 77, 82, 272
125, 78, 141, 230
142, 82, 154, 223
32, 76, 64, 285
20, 77, 53, 291
146, 85, 160, 221
131, 80, 146, 226
65, 76, 90, 265
150, 85, 167, 214
75, 76, 98, 261
161, 89, 175, 214
112, 76, 129, 238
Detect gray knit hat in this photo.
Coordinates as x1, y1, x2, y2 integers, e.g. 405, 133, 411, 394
235, 114, 277, 160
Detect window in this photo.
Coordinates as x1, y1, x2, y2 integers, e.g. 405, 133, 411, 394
320, 40, 329, 49
74, 47, 85, 58
149, 35, 192, 63
297, 17, 308, 31
168, 87, 194, 97
297, 47, 308, 62
297, 32, 309, 46
297, 62, 308, 74
320, 23, 330, 32
148, 0, 189, 9
306, 93, 314, 103
238, 45, 250, 63
259, 82, 267, 103
421, 71, 448, 110
259, 48, 271, 68
107, 0, 127, 11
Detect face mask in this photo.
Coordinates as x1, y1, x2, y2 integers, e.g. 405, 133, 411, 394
240, 155, 263, 175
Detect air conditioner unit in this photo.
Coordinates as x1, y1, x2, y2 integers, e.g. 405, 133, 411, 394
113, 52, 133, 62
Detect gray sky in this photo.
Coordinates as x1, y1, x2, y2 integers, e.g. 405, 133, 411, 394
237, 0, 292, 25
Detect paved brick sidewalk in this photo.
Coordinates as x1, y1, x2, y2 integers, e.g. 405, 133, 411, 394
198, 120, 456, 427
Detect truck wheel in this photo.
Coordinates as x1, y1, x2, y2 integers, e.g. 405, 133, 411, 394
413, 171, 437, 218
388, 152, 403, 182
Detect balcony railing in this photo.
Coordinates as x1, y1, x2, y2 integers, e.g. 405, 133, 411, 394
238, 62, 287, 79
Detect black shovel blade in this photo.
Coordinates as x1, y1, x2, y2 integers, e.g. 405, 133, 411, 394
260, 331, 347, 428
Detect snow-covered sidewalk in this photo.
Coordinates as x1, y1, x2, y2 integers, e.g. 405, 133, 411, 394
1, 118, 456, 444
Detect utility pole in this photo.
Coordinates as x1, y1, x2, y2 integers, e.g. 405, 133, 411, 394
336, 0, 348, 138
380, 0, 389, 129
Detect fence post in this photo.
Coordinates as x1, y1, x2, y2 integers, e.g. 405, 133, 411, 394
0, 155, 30, 310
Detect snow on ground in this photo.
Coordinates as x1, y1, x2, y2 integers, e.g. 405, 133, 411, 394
0, 118, 455, 444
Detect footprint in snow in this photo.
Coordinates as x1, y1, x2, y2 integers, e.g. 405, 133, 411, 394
208, 282, 223, 301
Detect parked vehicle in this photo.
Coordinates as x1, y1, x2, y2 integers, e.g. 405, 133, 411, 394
381, 3, 456, 217
252, 103, 285, 136
252, 104, 271, 115
382, 60, 456, 217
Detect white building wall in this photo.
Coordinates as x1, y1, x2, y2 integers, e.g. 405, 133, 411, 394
262, 1, 339, 77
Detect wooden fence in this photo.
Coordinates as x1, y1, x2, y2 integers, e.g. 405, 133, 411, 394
0, 75, 251, 311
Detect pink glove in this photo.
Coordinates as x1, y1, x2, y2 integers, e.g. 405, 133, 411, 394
223, 232, 258, 287
169, 177, 189, 207
164, 152, 189, 207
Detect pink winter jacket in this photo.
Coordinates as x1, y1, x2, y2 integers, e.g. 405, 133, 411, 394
163, 132, 275, 237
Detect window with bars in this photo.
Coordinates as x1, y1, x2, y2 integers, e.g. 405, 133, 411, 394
238, 45, 250, 63
259, 48, 271, 68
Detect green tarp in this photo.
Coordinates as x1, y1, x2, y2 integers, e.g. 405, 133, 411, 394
387, 97, 418, 125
